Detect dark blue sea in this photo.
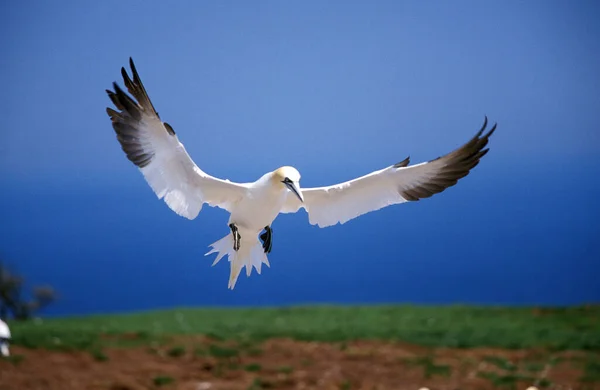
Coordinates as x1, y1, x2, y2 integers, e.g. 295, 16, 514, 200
1, 160, 599, 317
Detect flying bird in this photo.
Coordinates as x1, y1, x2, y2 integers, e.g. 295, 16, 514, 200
106, 58, 497, 289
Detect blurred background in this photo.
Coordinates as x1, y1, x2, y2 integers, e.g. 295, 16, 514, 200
1, 0, 599, 317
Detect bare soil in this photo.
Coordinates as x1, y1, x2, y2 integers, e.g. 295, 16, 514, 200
1, 337, 597, 390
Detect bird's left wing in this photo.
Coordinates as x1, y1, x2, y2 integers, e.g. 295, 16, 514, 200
106, 58, 248, 219
282, 118, 496, 227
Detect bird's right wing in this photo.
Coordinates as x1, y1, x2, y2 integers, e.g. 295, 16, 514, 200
282, 118, 496, 227
106, 58, 248, 219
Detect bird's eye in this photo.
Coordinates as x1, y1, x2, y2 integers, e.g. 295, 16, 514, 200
282, 177, 293, 184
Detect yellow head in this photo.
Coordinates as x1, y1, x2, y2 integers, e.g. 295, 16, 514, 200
272, 166, 303, 202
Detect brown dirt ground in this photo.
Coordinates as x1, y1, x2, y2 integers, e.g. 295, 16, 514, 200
1, 337, 597, 390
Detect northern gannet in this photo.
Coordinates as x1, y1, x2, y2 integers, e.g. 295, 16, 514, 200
106, 58, 497, 289
0, 319, 10, 357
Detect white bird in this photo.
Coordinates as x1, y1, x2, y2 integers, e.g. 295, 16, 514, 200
106, 58, 497, 289
0, 319, 10, 357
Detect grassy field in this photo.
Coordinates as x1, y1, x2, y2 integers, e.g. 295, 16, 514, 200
4, 305, 600, 389
8, 304, 600, 351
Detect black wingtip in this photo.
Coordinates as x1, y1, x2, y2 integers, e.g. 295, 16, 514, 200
120, 67, 132, 88
475, 116, 488, 137
163, 122, 176, 136
129, 57, 137, 75
486, 122, 497, 138
393, 156, 410, 168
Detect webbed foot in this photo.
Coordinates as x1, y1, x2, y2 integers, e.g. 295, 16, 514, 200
259, 226, 273, 254
229, 223, 241, 251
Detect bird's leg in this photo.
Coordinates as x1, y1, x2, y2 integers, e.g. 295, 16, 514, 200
259, 226, 273, 254
229, 223, 241, 251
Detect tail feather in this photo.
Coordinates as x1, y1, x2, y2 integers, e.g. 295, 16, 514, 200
205, 232, 270, 289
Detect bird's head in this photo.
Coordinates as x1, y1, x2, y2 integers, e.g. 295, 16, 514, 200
273, 166, 303, 202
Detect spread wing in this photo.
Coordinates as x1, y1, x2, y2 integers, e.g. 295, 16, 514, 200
283, 117, 497, 227
106, 58, 248, 219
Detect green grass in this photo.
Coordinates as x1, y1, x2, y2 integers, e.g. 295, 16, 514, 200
152, 375, 174, 386
477, 371, 534, 389
402, 356, 452, 378
581, 358, 600, 383
6, 304, 600, 351
246, 347, 263, 356
277, 365, 294, 374
339, 380, 352, 390
167, 346, 185, 358
90, 348, 108, 362
537, 378, 553, 388
523, 361, 545, 373
2, 354, 25, 365
482, 356, 517, 372
208, 344, 240, 359
194, 346, 208, 357
248, 377, 273, 389
244, 363, 262, 372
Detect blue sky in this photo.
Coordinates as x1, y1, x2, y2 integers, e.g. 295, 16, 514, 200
1, 1, 599, 315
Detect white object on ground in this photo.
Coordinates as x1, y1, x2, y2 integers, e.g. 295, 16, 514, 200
0, 319, 11, 357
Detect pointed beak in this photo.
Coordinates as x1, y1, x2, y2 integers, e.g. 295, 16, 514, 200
285, 182, 304, 203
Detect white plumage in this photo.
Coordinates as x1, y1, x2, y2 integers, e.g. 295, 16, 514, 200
106, 58, 497, 289
0, 319, 10, 357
